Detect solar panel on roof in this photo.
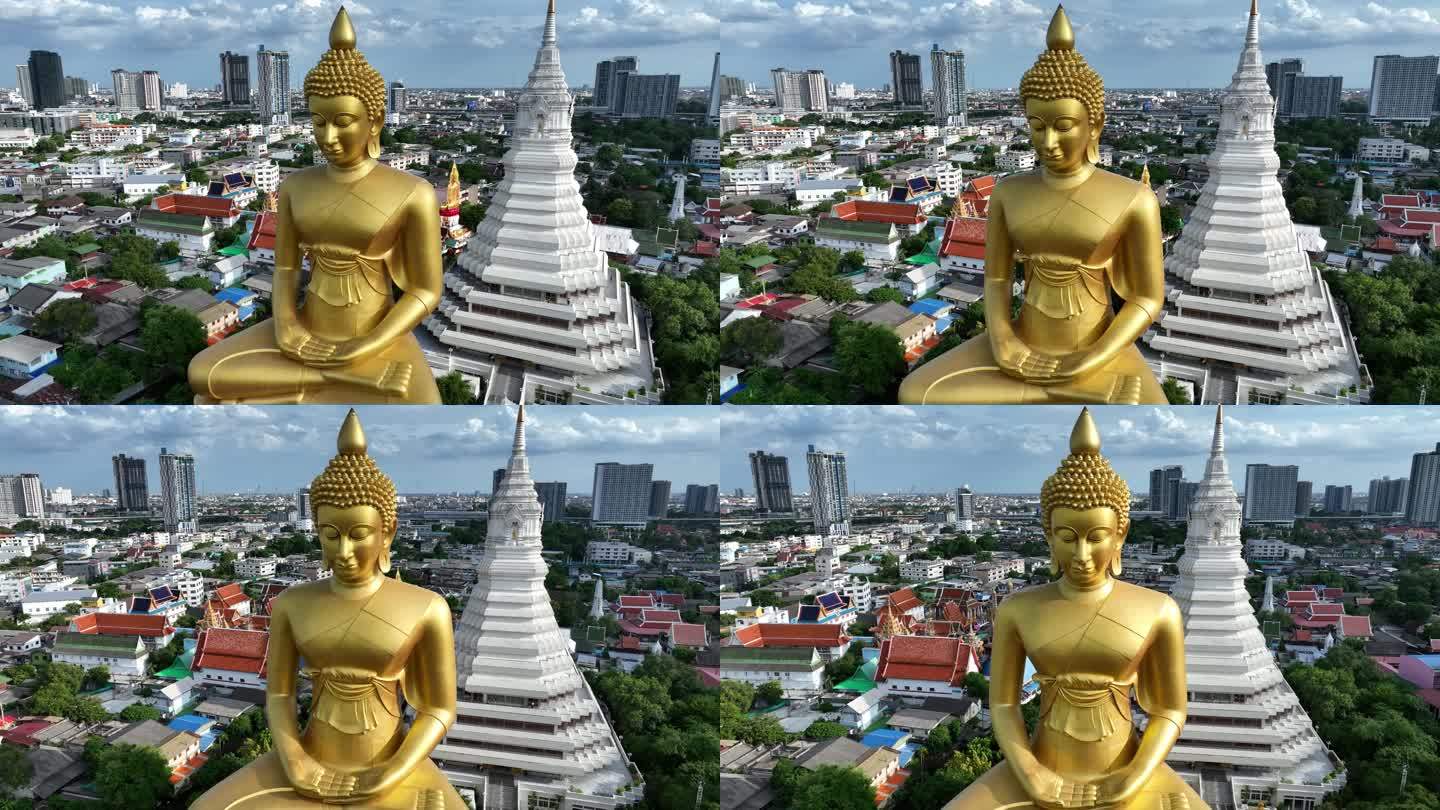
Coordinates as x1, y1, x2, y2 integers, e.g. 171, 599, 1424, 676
223, 172, 245, 187
151, 586, 175, 602
908, 177, 928, 193
796, 605, 821, 622
889, 188, 907, 202
208, 182, 224, 196
131, 597, 152, 613
817, 592, 844, 610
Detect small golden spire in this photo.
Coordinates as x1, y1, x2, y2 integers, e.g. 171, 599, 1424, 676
264, 191, 277, 212
449, 161, 459, 185
330, 7, 357, 51
1140, 163, 1151, 186
1070, 407, 1101, 454
337, 409, 367, 455
1250, 0, 1258, 15
1046, 5, 1075, 51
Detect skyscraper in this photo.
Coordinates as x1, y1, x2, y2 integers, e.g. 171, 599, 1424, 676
749, 451, 793, 513
1289, 74, 1342, 118
770, 68, 828, 113
1322, 484, 1352, 513
219, 51, 250, 105
684, 484, 719, 515
534, 481, 567, 524
140, 70, 162, 110
437, 406, 637, 804
111, 69, 141, 111
27, 51, 65, 111
1405, 443, 1440, 526
955, 485, 974, 532
295, 487, 313, 531
1295, 480, 1313, 517
1169, 407, 1342, 806
806, 445, 849, 535
158, 446, 197, 533
256, 45, 291, 124
388, 80, 408, 122
930, 44, 968, 125
1263, 58, 1302, 116
1145, 1, 1363, 403
649, 480, 671, 518
1369, 54, 1439, 123
889, 50, 923, 106
720, 75, 747, 100
112, 454, 148, 512
591, 462, 654, 526
0, 474, 44, 519
1243, 463, 1300, 524
426, 5, 652, 403
15, 65, 33, 106
1149, 465, 1183, 514
707, 52, 722, 123
1367, 476, 1407, 514
592, 56, 637, 108
491, 468, 508, 495
609, 71, 680, 118
64, 76, 89, 99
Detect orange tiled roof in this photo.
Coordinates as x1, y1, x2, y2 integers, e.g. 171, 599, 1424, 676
1339, 615, 1372, 637
69, 612, 172, 638
734, 623, 849, 648
152, 194, 239, 219
831, 200, 926, 226
875, 635, 977, 686
619, 594, 656, 608
669, 623, 709, 647
247, 210, 277, 252
193, 627, 268, 676
887, 587, 922, 613
1285, 590, 1318, 603
967, 175, 997, 196
211, 583, 248, 608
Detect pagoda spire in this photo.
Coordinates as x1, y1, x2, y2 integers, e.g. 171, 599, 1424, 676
1140, 163, 1151, 187
512, 402, 527, 454
542, 0, 558, 46
1349, 173, 1364, 219
446, 161, 460, 207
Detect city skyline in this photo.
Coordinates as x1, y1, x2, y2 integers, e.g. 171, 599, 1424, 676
717, 406, 1440, 495
0, 406, 720, 495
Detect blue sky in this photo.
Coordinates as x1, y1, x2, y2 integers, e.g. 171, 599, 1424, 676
0, 406, 720, 495
717, 406, 1439, 495
5, 1, 1435, 93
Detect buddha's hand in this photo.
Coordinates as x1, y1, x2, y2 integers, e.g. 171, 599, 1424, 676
282, 750, 359, 802
343, 763, 406, 803
993, 336, 1062, 381
1016, 761, 1098, 809
1046, 349, 1106, 386
277, 321, 339, 365
1092, 766, 1144, 808
318, 336, 380, 367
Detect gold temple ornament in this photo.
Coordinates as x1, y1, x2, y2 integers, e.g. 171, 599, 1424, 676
899, 5, 1168, 405
943, 408, 1208, 810
188, 7, 444, 404
193, 409, 466, 809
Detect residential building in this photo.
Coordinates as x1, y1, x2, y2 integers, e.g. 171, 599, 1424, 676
235, 557, 277, 579
0, 474, 44, 519
796, 737, 901, 790
955, 486, 974, 532
20, 588, 97, 621
51, 632, 148, 680
140, 70, 162, 110
684, 484, 718, 515
1406, 443, 1440, 526
388, 80, 408, 121
158, 446, 197, 534
26, 51, 64, 111
806, 445, 850, 536
1368, 55, 1439, 123
0, 336, 58, 380
1322, 484, 1352, 513
110, 69, 142, 111
1295, 480, 1312, 516
771, 68, 828, 113
1264, 59, 1340, 119
649, 480, 671, 519
750, 451, 794, 513
931, 45, 968, 125
997, 150, 1037, 172
584, 541, 652, 566
15, 64, 32, 106
112, 454, 149, 512
1243, 464, 1300, 524
900, 559, 945, 581
535, 481, 566, 524
889, 51, 923, 107
256, 45, 291, 125
1150, 465, 1183, 514
592, 463, 654, 526
609, 71, 680, 118
1367, 476, 1407, 515
592, 57, 637, 108
1358, 137, 1409, 163
436, 403, 639, 808
219, 51, 250, 105
1169, 407, 1343, 807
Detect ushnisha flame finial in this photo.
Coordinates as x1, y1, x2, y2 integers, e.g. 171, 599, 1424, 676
337, 408, 367, 455
330, 7, 357, 51
1046, 5, 1075, 51
1070, 407, 1101, 454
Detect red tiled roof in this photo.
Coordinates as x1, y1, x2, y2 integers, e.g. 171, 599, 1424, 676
967, 176, 997, 196
1372, 236, 1400, 252
247, 210, 277, 252
211, 583, 247, 608
152, 193, 239, 219
1292, 629, 1314, 642
831, 200, 926, 226
669, 623, 709, 647
1339, 615, 1372, 638
762, 297, 808, 321
619, 595, 656, 608
1403, 209, 1440, 224
193, 628, 268, 676
1321, 587, 1343, 599
618, 619, 665, 637
1381, 194, 1422, 208
875, 635, 978, 686
1307, 603, 1343, 618
940, 216, 986, 259
618, 635, 646, 651
887, 587, 922, 613
1379, 219, 1430, 238
69, 612, 172, 638
735, 623, 849, 648
640, 609, 682, 624
1284, 590, 1318, 603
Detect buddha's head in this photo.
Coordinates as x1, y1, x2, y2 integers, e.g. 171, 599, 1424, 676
1040, 408, 1130, 589
1020, 6, 1105, 174
303, 7, 386, 167
309, 409, 398, 586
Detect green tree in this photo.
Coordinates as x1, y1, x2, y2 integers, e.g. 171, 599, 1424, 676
185, 167, 210, 185
803, 720, 848, 740
118, 702, 162, 722
605, 197, 634, 225
720, 317, 782, 367
836, 320, 906, 400
865, 286, 907, 304
0, 743, 32, 793
1162, 378, 1191, 404
83, 665, 109, 690
458, 202, 486, 231
1159, 205, 1184, 234
140, 304, 207, 378
32, 298, 97, 343
95, 744, 171, 810
175, 274, 213, 291
436, 371, 478, 405
791, 765, 876, 810
757, 679, 784, 706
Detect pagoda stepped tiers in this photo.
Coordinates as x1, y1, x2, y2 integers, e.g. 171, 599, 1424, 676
433, 406, 641, 810
1144, 0, 1366, 404
1160, 406, 1344, 807
422, 0, 657, 405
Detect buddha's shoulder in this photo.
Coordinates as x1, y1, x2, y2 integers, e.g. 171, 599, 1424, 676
996, 582, 1059, 614
285, 163, 429, 200
271, 578, 328, 607
1109, 580, 1180, 619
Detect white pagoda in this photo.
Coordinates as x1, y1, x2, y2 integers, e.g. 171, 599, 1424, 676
434, 405, 642, 809
1144, 0, 1366, 405
423, 0, 657, 406
1162, 406, 1344, 807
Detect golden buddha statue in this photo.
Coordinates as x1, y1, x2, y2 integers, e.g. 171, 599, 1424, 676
188, 7, 443, 404
944, 409, 1207, 810
899, 6, 1167, 405
194, 410, 465, 810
